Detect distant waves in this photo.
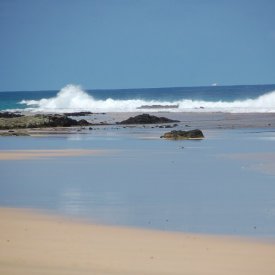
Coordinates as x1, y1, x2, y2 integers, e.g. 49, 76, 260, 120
18, 84, 275, 113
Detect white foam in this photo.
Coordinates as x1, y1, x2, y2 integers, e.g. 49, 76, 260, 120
19, 84, 275, 113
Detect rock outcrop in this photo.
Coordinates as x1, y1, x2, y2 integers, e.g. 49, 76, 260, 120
0, 131, 29, 136
161, 129, 204, 140
64, 111, 93, 116
0, 112, 24, 118
0, 114, 91, 130
118, 114, 179, 124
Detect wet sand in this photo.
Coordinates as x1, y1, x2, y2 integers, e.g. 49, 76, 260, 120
223, 152, 275, 176
99, 112, 275, 129
1, 112, 275, 137
1, 113, 275, 274
0, 207, 274, 275
0, 149, 105, 160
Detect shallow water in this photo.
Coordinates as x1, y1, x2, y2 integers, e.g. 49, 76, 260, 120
0, 127, 275, 237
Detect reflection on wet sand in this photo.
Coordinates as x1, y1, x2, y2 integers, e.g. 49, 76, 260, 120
223, 152, 275, 176
0, 149, 106, 160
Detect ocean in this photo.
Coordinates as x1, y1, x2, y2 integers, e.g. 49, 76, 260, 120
1, 84, 275, 113
1, 84, 275, 237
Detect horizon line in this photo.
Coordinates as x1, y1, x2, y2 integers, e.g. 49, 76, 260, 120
1, 83, 275, 93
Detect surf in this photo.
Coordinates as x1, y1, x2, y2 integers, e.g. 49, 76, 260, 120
19, 84, 275, 113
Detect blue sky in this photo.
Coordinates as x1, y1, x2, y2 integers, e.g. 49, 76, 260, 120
0, 0, 274, 91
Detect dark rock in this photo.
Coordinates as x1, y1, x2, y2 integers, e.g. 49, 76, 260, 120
0, 114, 91, 129
161, 129, 204, 140
0, 112, 24, 118
41, 114, 86, 127
0, 131, 30, 136
64, 111, 93, 116
118, 114, 179, 125
77, 119, 91, 126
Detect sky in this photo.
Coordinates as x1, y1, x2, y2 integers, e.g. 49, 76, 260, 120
0, 0, 274, 91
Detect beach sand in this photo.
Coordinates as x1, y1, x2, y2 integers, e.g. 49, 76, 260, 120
223, 152, 275, 176
0, 149, 105, 160
0, 208, 274, 275
1, 112, 275, 274
101, 112, 275, 129
1, 112, 275, 137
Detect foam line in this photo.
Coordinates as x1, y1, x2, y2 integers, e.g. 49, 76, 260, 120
19, 84, 275, 113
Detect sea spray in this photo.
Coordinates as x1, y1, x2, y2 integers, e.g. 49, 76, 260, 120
19, 84, 275, 113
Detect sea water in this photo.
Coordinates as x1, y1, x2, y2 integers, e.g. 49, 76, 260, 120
0, 128, 275, 237
1, 83, 275, 113
1, 84, 275, 237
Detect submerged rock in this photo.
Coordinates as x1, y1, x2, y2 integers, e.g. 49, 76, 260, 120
0, 131, 29, 136
0, 114, 91, 129
64, 111, 93, 116
118, 114, 179, 125
161, 129, 204, 140
0, 112, 24, 118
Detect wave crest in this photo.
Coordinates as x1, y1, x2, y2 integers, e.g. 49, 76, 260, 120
20, 84, 275, 113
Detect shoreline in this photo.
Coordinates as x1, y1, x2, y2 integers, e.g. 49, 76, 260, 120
1, 120, 275, 237
1, 112, 275, 137
1, 112, 275, 274
1, 207, 275, 275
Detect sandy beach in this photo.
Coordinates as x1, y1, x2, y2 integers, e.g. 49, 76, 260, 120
0, 149, 106, 160
223, 152, 275, 176
0, 207, 274, 275
1, 112, 275, 274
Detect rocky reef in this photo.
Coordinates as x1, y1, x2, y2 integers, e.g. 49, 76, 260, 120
0, 112, 24, 118
161, 129, 204, 140
64, 111, 94, 116
0, 114, 91, 130
118, 114, 179, 124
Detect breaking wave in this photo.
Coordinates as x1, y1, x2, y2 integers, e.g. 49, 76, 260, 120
19, 84, 275, 113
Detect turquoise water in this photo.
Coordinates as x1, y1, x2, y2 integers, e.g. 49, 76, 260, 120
1, 128, 275, 237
